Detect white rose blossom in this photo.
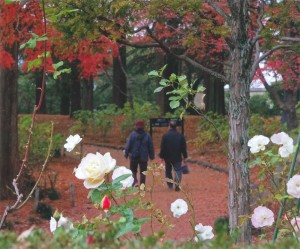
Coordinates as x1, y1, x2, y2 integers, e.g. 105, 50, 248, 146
64, 134, 82, 152
194, 223, 214, 241
75, 152, 116, 189
251, 206, 274, 228
50, 215, 73, 233
112, 166, 134, 189
170, 199, 188, 218
287, 174, 300, 198
271, 132, 294, 158
247, 135, 270, 154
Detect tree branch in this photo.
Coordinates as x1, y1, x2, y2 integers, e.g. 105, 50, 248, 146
142, 26, 229, 83
280, 37, 300, 42
250, 45, 292, 80
206, 0, 231, 24
257, 68, 284, 109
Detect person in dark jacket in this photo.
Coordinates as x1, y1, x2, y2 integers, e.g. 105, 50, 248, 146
124, 120, 155, 186
159, 120, 188, 191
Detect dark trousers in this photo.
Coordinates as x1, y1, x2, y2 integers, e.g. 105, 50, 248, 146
130, 158, 148, 185
165, 161, 182, 189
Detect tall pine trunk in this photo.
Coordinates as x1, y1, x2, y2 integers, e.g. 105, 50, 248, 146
0, 43, 19, 200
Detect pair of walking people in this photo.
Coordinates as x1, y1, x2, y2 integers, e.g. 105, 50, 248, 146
124, 120, 188, 191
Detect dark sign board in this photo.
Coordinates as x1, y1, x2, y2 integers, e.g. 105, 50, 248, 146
149, 118, 184, 136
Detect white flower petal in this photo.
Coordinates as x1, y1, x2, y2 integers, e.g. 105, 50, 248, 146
194, 223, 214, 241
75, 152, 116, 189
287, 175, 300, 198
170, 199, 188, 218
112, 166, 134, 189
271, 132, 293, 146
58, 216, 73, 230
248, 135, 270, 154
84, 178, 105, 189
278, 143, 294, 158
50, 217, 57, 232
64, 134, 82, 152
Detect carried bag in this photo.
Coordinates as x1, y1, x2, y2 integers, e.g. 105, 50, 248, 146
181, 164, 190, 174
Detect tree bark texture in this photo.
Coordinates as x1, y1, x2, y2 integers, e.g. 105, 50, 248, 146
112, 46, 127, 108
227, 0, 251, 243
282, 90, 298, 130
0, 43, 19, 199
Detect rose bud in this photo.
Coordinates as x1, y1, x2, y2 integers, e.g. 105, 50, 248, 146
101, 195, 111, 212
86, 234, 95, 245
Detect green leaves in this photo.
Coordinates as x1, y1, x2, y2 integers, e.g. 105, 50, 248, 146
52, 61, 71, 79
150, 65, 205, 111
20, 33, 48, 50
115, 208, 149, 238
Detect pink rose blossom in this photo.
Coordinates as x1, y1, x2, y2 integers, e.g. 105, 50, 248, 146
251, 206, 274, 228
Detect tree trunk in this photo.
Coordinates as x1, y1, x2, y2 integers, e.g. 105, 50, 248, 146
82, 77, 94, 111
155, 51, 167, 113
0, 43, 19, 200
35, 70, 47, 114
264, 86, 299, 131
112, 46, 127, 108
204, 72, 225, 115
282, 89, 298, 130
70, 62, 81, 116
227, 1, 251, 243
60, 76, 70, 115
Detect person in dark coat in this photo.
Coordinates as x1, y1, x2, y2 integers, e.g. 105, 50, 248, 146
124, 120, 155, 186
159, 120, 188, 191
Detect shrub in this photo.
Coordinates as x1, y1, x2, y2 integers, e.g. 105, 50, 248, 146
193, 112, 229, 153
249, 114, 283, 138
70, 110, 94, 137
93, 104, 121, 141
70, 106, 121, 142
18, 116, 64, 166
249, 94, 280, 117
193, 113, 284, 154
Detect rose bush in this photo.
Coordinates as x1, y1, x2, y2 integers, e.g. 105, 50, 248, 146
248, 131, 300, 241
